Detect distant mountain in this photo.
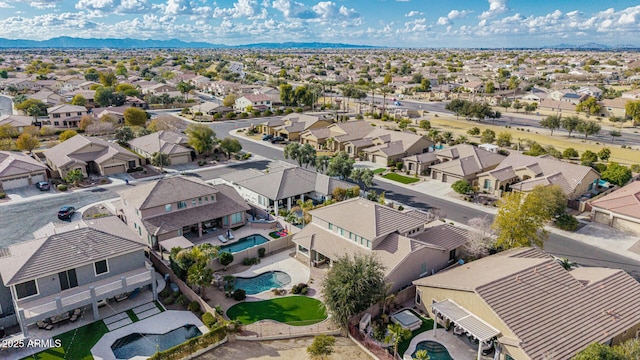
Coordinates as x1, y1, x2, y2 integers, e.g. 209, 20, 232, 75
545, 42, 639, 50
0, 37, 375, 49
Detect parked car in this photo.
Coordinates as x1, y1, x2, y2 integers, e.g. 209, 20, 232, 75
57, 206, 76, 220
35, 181, 50, 191
394, 101, 401, 106
262, 134, 273, 141
271, 136, 286, 144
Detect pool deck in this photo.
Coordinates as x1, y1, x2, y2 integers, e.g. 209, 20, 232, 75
232, 250, 311, 301
403, 328, 493, 360
191, 224, 283, 249
91, 310, 208, 360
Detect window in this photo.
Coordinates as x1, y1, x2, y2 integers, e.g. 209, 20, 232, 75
449, 249, 456, 262
223, 216, 229, 226
231, 212, 243, 224
328, 223, 333, 230
54, 121, 59, 126
483, 179, 492, 189
59, 269, 78, 291
53, 113, 60, 118
94, 260, 109, 275
15, 280, 38, 299
178, 201, 187, 209
366, 239, 371, 248
420, 262, 428, 276
77, 112, 82, 116
198, 197, 202, 204
165, 204, 172, 212
211, 195, 215, 202
65, 112, 71, 117
136, 209, 139, 216
192, 199, 196, 206
338, 227, 345, 236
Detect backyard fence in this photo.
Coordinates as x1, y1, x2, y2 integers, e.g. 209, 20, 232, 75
237, 319, 340, 341
348, 323, 395, 360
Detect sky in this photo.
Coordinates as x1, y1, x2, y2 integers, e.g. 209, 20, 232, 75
0, 0, 639, 47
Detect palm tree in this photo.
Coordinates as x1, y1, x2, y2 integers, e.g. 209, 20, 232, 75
414, 349, 430, 360
315, 154, 331, 173
296, 199, 314, 225
558, 258, 576, 270
380, 86, 393, 116
187, 261, 213, 299
385, 323, 411, 359
456, 135, 468, 144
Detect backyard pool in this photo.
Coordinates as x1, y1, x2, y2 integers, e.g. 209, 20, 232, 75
111, 324, 201, 359
221, 234, 269, 253
411, 341, 453, 360
235, 271, 292, 294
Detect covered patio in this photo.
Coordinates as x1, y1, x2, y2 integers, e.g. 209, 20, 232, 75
431, 299, 500, 360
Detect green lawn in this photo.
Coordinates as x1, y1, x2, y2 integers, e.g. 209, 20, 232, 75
382, 173, 420, 184
227, 296, 327, 326
372, 168, 386, 174
397, 311, 437, 358
25, 320, 109, 360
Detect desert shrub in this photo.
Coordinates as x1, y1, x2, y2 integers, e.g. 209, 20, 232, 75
233, 289, 246, 301
175, 294, 187, 306
164, 295, 176, 305
301, 287, 309, 295
555, 213, 579, 231
201, 312, 217, 329
159, 288, 171, 298
188, 301, 201, 313
451, 180, 472, 194
214, 305, 224, 315
58, 184, 68, 191
291, 283, 309, 295
258, 248, 266, 258
242, 257, 260, 266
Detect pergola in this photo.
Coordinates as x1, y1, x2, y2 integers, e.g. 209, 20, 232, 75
431, 299, 501, 360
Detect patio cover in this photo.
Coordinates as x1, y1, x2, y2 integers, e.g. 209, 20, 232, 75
159, 236, 194, 252
432, 299, 500, 342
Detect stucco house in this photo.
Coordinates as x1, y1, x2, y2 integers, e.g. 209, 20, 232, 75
46, 104, 89, 128
590, 181, 640, 236
234, 94, 272, 112
358, 129, 434, 166
261, 113, 333, 141
0, 216, 155, 337
116, 176, 250, 248
43, 135, 142, 178
300, 120, 374, 152
0, 151, 48, 190
0, 114, 33, 133
128, 130, 193, 165
292, 198, 471, 293
476, 153, 600, 200
413, 247, 640, 360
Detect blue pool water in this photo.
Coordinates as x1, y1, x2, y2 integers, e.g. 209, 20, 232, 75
221, 234, 269, 253
235, 271, 292, 295
411, 341, 453, 360
111, 324, 202, 359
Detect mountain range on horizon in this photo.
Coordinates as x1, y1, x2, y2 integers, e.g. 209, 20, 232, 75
0, 37, 638, 50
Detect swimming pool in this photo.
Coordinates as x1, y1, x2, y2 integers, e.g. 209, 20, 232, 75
111, 324, 201, 359
235, 271, 292, 294
411, 341, 453, 360
221, 234, 269, 253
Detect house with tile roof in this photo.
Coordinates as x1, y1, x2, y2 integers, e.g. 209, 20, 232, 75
116, 176, 250, 248
0, 151, 48, 190
217, 164, 352, 214
590, 181, 640, 236
0, 114, 33, 134
292, 198, 471, 293
46, 104, 89, 128
43, 135, 142, 178
413, 247, 640, 360
0, 216, 154, 337
300, 120, 375, 151
234, 94, 272, 112
260, 113, 333, 141
128, 130, 193, 165
476, 153, 600, 200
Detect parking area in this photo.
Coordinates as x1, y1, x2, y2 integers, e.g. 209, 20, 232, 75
4, 183, 59, 201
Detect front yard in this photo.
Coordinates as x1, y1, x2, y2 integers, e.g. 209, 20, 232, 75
226, 296, 327, 326
382, 173, 420, 184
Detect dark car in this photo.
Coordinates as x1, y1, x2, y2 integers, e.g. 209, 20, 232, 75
35, 181, 50, 191
262, 134, 273, 141
57, 206, 76, 220
271, 136, 286, 144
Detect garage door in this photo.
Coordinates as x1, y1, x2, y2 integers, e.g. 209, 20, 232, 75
31, 174, 45, 183
170, 154, 190, 165
612, 217, 640, 236
374, 155, 388, 166
1, 176, 29, 190
102, 164, 126, 175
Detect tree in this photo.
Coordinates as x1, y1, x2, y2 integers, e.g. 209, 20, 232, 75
624, 100, 640, 126
151, 152, 171, 172
219, 137, 242, 159
601, 163, 632, 187
484, 81, 495, 94
84, 68, 99, 82
598, 148, 611, 162
187, 261, 213, 298
452, 180, 472, 194
576, 120, 601, 140
16, 133, 39, 152
532, 184, 568, 219
464, 216, 495, 259
327, 151, 355, 180
315, 155, 331, 174
511, 100, 523, 113
508, 76, 520, 99
94, 86, 114, 107
580, 150, 598, 166
561, 116, 581, 138
322, 253, 386, 329
186, 124, 216, 154
147, 115, 183, 132
64, 169, 84, 185
114, 126, 135, 146
123, 107, 147, 127
418, 120, 431, 131
78, 115, 94, 131
70, 94, 86, 106
576, 96, 601, 116
283, 142, 302, 166
279, 83, 294, 106
300, 143, 317, 168
99, 70, 117, 87
59, 129, 77, 142
0, 124, 17, 139
218, 252, 234, 270
540, 115, 561, 135
222, 93, 237, 107
467, 127, 480, 136
480, 129, 496, 143
496, 132, 512, 147
350, 168, 374, 190
385, 322, 412, 359
610, 130, 622, 142
492, 189, 557, 249
16, 99, 47, 117
499, 98, 512, 112
572, 342, 623, 360
563, 148, 579, 159
307, 335, 336, 360
176, 81, 195, 101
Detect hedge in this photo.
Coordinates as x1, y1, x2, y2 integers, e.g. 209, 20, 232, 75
148, 324, 228, 360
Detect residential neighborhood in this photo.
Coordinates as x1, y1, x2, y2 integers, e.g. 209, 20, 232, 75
0, 46, 640, 360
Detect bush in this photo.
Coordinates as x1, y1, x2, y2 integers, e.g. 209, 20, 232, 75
214, 305, 224, 315
395, 162, 404, 170
201, 312, 217, 329
233, 289, 246, 301
164, 295, 176, 305
291, 283, 309, 295
242, 257, 260, 266
301, 287, 309, 295
631, 164, 640, 173
451, 180, 472, 195
175, 294, 187, 306
0, 192, 5, 199
188, 301, 201, 313
257, 248, 266, 258
58, 184, 68, 191
555, 213, 579, 231
159, 288, 171, 298
219, 252, 234, 268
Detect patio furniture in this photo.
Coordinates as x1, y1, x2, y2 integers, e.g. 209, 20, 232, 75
128, 288, 140, 300
218, 235, 228, 243
69, 308, 82, 322
226, 230, 234, 240
115, 292, 129, 302
50, 312, 70, 324
37, 321, 53, 330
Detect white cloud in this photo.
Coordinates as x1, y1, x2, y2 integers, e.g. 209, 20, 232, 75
448, 9, 470, 19
0, 1, 14, 7
480, 0, 508, 20
213, 0, 258, 19
311, 1, 362, 26
405, 10, 422, 17
272, 0, 316, 19
436, 17, 449, 26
